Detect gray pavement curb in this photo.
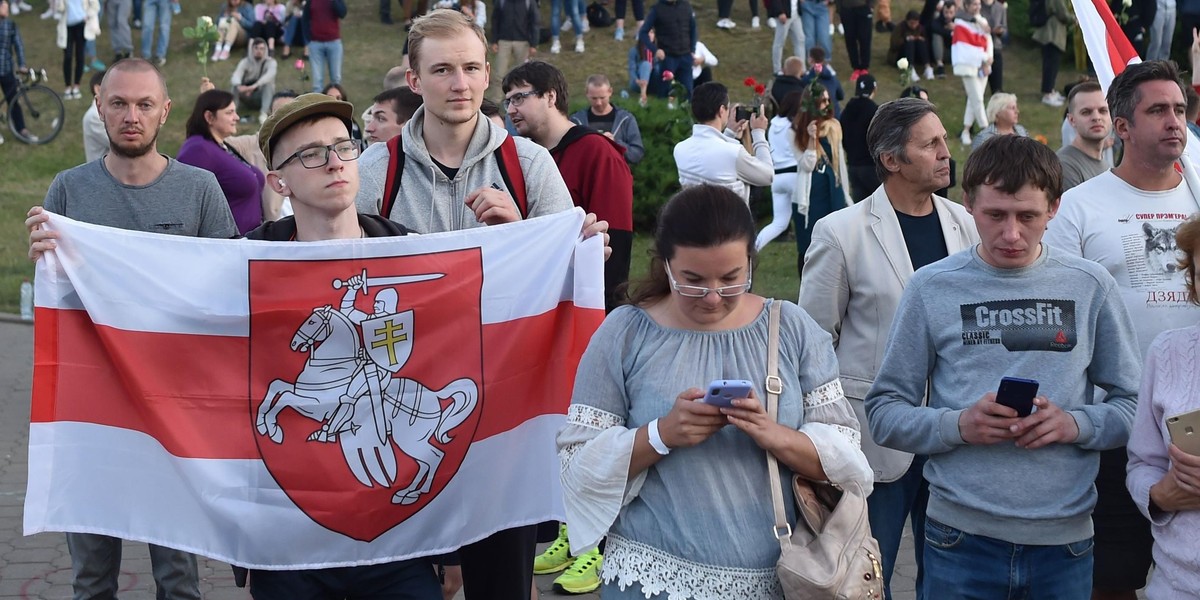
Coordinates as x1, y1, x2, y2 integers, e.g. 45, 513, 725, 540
0, 312, 33, 325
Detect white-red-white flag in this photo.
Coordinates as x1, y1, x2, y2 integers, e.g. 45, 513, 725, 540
25, 208, 605, 569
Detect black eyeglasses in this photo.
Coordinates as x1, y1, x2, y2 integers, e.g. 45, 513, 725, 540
503, 90, 542, 110
276, 140, 361, 169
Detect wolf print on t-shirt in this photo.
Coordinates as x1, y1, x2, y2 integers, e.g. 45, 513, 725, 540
960, 299, 1077, 352
1141, 222, 1179, 275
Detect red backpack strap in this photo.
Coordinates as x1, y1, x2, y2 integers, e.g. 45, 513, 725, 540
380, 134, 405, 219
494, 135, 528, 218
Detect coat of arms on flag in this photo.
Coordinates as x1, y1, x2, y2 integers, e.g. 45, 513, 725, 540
250, 250, 484, 541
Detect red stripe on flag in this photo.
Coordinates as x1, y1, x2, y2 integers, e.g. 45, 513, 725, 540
31, 304, 604, 459
1091, 0, 1139, 75
951, 22, 989, 49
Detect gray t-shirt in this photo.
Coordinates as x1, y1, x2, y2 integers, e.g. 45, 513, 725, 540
43, 156, 238, 238
1057, 144, 1107, 192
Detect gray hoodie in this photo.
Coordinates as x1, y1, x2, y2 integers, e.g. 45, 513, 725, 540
355, 106, 573, 232
865, 244, 1140, 546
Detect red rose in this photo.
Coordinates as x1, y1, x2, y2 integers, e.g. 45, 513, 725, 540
663, 70, 675, 81
744, 76, 757, 87
754, 84, 766, 95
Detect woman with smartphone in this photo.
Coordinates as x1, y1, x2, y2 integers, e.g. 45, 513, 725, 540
557, 185, 872, 599
1126, 216, 1200, 597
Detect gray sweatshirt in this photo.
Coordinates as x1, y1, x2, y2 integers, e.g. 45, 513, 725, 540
865, 244, 1140, 545
354, 106, 573, 232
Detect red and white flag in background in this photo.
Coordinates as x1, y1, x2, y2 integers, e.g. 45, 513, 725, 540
1072, 0, 1200, 182
25, 208, 605, 569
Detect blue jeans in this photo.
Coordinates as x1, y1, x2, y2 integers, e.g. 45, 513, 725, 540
551, 0, 584, 37
922, 518, 1094, 600
659, 53, 693, 98
140, 0, 172, 59
868, 456, 928, 600
800, 0, 832, 58
307, 38, 342, 92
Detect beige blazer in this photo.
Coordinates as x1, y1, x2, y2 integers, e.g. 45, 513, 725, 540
798, 185, 979, 483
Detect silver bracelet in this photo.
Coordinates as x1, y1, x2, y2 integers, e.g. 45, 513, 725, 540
647, 418, 671, 456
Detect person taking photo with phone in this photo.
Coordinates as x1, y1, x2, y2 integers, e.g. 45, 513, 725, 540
865, 134, 1141, 600
672, 82, 773, 206
557, 183, 872, 599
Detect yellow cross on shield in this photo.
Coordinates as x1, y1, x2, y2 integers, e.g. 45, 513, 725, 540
362, 310, 414, 374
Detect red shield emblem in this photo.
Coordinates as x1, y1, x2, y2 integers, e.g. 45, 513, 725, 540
248, 249, 484, 541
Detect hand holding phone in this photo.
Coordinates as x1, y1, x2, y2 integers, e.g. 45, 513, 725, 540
701, 379, 753, 408
995, 377, 1039, 418
734, 106, 751, 122
1167, 408, 1200, 455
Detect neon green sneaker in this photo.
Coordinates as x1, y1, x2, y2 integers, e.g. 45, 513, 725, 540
552, 548, 602, 594
533, 524, 573, 575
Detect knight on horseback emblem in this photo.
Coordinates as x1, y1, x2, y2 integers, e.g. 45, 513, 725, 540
256, 269, 480, 506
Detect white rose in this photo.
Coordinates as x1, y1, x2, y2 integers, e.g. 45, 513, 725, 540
897, 58, 909, 70
200, 15, 214, 27
1122, 0, 1132, 7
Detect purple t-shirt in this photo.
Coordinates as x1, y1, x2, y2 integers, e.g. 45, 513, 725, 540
177, 135, 265, 234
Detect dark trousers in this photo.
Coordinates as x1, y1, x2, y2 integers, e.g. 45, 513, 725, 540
458, 524, 538, 600
903, 38, 930, 67
63, 22, 86, 86
249, 559, 441, 600
615, 0, 645, 20
0, 72, 24, 132
840, 5, 873, 70
1040, 43, 1061, 95
847, 164, 879, 203
988, 46, 1003, 94
660, 53, 695, 98
250, 20, 284, 45
717, 0, 758, 19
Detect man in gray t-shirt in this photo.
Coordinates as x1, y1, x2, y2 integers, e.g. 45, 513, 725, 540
27, 59, 235, 600
1057, 81, 1112, 191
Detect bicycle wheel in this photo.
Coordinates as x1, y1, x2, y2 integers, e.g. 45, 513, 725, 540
10, 84, 65, 145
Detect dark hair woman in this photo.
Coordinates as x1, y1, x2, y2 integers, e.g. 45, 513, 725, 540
558, 184, 872, 599
790, 81, 851, 276
177, 89, 265, 234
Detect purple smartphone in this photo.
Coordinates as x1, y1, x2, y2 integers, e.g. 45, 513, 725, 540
701, 379, 754, 408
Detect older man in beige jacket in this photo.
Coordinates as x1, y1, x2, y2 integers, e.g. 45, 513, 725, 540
798, 97, 978, 600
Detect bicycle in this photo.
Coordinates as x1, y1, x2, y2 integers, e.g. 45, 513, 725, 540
1, 68, 65, 145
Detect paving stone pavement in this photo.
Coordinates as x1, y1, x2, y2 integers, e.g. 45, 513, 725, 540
0, 317, 927, 600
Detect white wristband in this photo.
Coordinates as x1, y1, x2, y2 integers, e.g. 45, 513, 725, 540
647, 418, 671, 456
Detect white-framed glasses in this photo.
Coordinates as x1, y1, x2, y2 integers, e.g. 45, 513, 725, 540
664, 259, 753, 298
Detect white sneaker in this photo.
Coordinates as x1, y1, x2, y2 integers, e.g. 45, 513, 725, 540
0, 133, 5, 145
837, 23, 844, 34
910, 68, 920, 81
550, 38, 562, 54
751, 16, 761, 28
582, 17, 590, 32
767, 16, 777, 28
18, 1, 32, 10
1041, 93, 1064, 107
40, 6, 54, 17
960, 129, 971, 145
574, 37, 585, 52
561, 20, 573, 32
716, 18, 736, 28
9, 3, 18, 14
923, 66, 934, 79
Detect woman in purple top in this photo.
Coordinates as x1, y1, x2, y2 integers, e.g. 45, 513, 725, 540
177, 89, 265, 234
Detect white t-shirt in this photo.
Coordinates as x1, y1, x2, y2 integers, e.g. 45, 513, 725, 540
1045, 170, 1200, 359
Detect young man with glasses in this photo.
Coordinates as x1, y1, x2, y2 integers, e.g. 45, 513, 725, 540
239, 92, 444, 599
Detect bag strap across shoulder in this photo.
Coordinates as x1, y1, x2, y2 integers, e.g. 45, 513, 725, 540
763, 301, 792, 546
379, 132, 528, 220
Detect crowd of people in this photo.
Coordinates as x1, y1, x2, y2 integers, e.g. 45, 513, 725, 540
9, 0, 1200, 595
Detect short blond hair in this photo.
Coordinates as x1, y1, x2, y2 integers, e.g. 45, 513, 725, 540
408, 9, 488, 74
985, 92, 1017, 125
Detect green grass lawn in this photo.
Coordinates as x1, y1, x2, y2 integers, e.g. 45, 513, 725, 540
0, 0, 1090, 310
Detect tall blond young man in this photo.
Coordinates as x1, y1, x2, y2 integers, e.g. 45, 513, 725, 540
353, 9, 608, 599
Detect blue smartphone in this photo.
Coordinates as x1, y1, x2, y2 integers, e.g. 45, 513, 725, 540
996, 377, 1039, 417
702, 379, 754, 408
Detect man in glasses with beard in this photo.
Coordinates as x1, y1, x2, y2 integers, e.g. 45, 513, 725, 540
24, 57, 236, 600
